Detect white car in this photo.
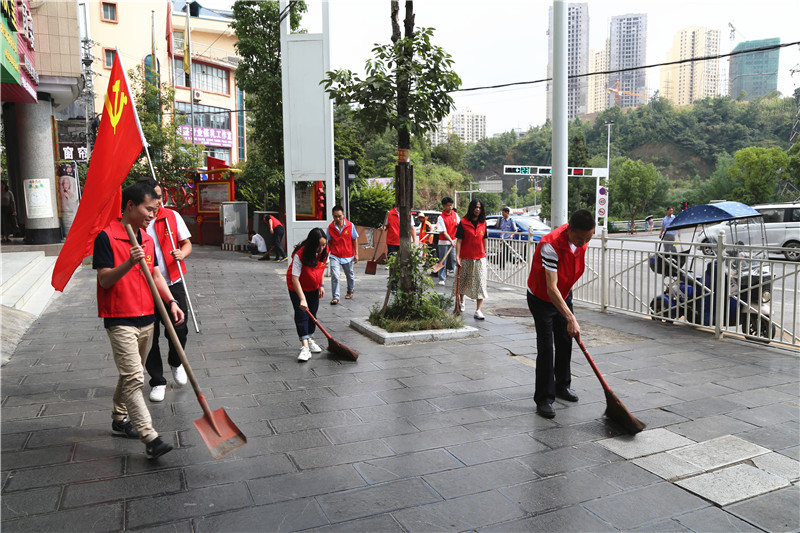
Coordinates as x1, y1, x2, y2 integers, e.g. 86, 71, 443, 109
702, 202, 800, 261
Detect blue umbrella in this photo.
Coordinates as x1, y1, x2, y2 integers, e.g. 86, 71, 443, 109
668, 202, 761, 231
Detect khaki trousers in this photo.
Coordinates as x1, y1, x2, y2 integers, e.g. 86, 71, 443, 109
106, 324, 158, 443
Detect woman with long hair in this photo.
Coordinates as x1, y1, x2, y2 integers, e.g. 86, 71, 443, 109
453, 198, 488, 319
287, 228, 329, 361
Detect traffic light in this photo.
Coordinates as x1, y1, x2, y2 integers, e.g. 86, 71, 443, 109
345, 160, 357, 187
681, 201, 689, 211
315, 182, 326, 219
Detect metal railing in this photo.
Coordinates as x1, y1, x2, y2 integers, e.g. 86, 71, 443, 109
486, 231, 800, 348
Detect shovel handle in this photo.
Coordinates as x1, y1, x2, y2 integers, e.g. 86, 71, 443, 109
576, 338, 611, 392
125, 225, 211, 417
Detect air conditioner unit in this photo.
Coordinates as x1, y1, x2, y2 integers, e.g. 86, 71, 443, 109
192, 89, 202, 102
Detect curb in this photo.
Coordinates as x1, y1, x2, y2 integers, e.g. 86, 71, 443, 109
349, 317, 479, 345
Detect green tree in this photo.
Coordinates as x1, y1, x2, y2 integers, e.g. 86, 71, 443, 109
727, 146, 789, 204
230, 0, 307, 208
431, 134, 466, 171
611, 159, 664, 228
127, 66, 202, 187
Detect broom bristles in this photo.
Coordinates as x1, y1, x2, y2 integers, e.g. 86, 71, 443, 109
328, 338, 359, 361
604, 389, 646, 434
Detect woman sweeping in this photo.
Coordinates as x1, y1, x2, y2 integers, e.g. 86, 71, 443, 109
454, 198, 489, 320
287, 228, 329, 361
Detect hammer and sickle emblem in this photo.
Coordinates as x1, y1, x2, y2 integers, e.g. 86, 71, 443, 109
104, 80, 128, 134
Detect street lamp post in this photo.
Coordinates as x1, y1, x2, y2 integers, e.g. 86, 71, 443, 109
513, 176, 526, 208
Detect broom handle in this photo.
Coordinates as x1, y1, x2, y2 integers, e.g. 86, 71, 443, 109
125, 225, 212, 417
576, 338, 611, 392
304, 308, 332, 341
371, 228, 384, 262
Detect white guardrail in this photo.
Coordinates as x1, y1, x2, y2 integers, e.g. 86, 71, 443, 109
485, 231, 800, 349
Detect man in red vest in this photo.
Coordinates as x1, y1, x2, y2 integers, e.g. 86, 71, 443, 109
263, 214, 287, 261
383, 204, 417, 259
527, 210, 595, 419
435, 196, 459, 285
142, 180, 193, 403
93, 182, 184, 459
326, 205, 359, 304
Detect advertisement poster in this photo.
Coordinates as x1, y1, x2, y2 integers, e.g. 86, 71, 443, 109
23, 178, 53, 219
57, 162, 80, 234
198, 182, 230, 213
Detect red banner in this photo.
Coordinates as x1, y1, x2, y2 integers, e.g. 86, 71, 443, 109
51, 51, 146, 291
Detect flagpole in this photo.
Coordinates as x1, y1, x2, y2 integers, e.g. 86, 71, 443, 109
186, 5, 195, 148
144, 143, 201, 333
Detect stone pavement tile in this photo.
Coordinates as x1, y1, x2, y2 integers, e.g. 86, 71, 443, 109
479, 505, 616, 532
354, 449, 462, 484
184, 453, 295, 489
517, 442, 623, 477
719, 387, 797, 409
715, 372, 796, 392
779, 445, 800, 461
253, 387, 337, 407
597, 428, 695, 459
0, 486, 61, 519
377, 384, 456, 403
2, 388, 92, 408
585, 482, 709, 530
628, 519, 692, 532
463, 413, 554, 440
662, 397, 743, 419
405, 405, 502, 433
396, 372, 470, 388
728, 403, 799, 427
270, 410, 362, 434
445, 376, 522, 395
427, 391, 509, 411
0, 502, 123, 533
533, 420, 624, 450
423, 458, 538, 499
317, 478, 441, 523
500, 468, 618, 515
61, 469, 182, 508
323, 418, 419, 445
126, 481, 253, 529
737, 422, 800, 452
248, 463, 365, 506
0, 432, 28, 453
632, 452, 704, 481
194, 497, 329, 533
674, 507, 762, 532
446, 434, 548, 465
667, 414, 758, 442
288, 439, 395, 470
351, 366, 422, 383
668, 435, 769, 470
383, 426, 478, 455
589, 461, 663, 490
677, 464, 790, 506
492, 383, 536, 401
1, 444, 73, 471
301, 393, 387, 414
72, 435, 163, 462
351, 399, 439, 424
628, 407, 690, 429
656, 382, 738, 402
393, 490, 526, 532
751, 452, 800, 481
326, 378, 406, 397
726, 484, 800, 532
304, 513, 405, 533
0, 404, 46, 422
3, 457, 123, 492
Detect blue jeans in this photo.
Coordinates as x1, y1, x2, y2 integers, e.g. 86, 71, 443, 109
289, 289, 320, 340
330, 259, 355, 300
437, 243, 456, 281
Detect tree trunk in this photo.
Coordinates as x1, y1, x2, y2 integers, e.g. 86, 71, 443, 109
393, 1, 415, 295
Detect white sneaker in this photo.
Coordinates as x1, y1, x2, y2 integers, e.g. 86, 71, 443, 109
307, 338, 323, 353
437, 280, 445, 286
149, 385, 166, 402
170, 365, 188, 387
297, 346, 312, 362
474, 310, 485, 320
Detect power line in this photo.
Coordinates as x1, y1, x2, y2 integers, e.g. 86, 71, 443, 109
453, 40, 800, 94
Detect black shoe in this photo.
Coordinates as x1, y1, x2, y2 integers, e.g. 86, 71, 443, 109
536, 403, 556, 419
556, 387, 579, 402
111, 417, 139, 439
145, 437, 173, 459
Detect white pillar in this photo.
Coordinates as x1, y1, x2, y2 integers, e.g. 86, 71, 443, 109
550, 0, 568, 228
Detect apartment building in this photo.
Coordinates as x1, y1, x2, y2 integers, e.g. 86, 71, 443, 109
660, 26, 721, 106
729, 38, 780, 101
608, 13, 647, 108
546, 2, 589, 120
587, 40, 609, 114
430, 109, 487, 146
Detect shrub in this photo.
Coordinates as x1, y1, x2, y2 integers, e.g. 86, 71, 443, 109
349, 183, 395, 227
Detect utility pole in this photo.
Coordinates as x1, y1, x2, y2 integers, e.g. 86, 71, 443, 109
551, 0, 568, 227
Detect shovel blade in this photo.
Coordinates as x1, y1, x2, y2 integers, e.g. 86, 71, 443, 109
365, 260, 378, 275
194, 408, 247, 459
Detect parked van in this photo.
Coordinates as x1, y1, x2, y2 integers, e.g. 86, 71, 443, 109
702, 202, 800, 261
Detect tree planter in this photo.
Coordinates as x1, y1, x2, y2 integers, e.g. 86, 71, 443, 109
350, 317, 478, 345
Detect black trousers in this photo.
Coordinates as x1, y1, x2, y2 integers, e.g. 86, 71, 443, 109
273, 226, 286, 259
289, 288, 320, 340
145, 280, 189, 387
527, 292, 573, 407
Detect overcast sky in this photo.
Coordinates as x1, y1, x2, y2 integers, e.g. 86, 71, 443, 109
209, 0, 800, 137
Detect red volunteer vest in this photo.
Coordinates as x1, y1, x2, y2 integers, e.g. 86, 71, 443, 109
386, 208, 400, 246
527, 223, 587, 302
419, 219, 433, 245
153, 207, 187, 283
439, 210, 458, 242
328, 219, 355, 258
97, 219, 157, 318
268, 215, 283, 228
458, 218, 486, 259
286, 245, 328, 292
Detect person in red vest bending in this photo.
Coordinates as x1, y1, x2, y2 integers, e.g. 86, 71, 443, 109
287, 228, 329, 361
93, 182, 184, 459
454, 198, 488, 320
326, 205, 359, 305
141, 180, 192, 403
264, 214, 287, 261
527, 209, 595, 419
382, 204, 417, 259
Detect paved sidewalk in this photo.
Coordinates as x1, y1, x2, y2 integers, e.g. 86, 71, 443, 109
2, 246, 798, 532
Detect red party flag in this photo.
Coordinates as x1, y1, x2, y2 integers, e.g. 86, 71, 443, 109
166, 1, 173, 57
51, 50, 146, 291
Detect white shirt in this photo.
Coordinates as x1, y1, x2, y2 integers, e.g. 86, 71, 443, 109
250, 233, 267, 252
540, 242, 578, 273
146, 210, 191, 285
